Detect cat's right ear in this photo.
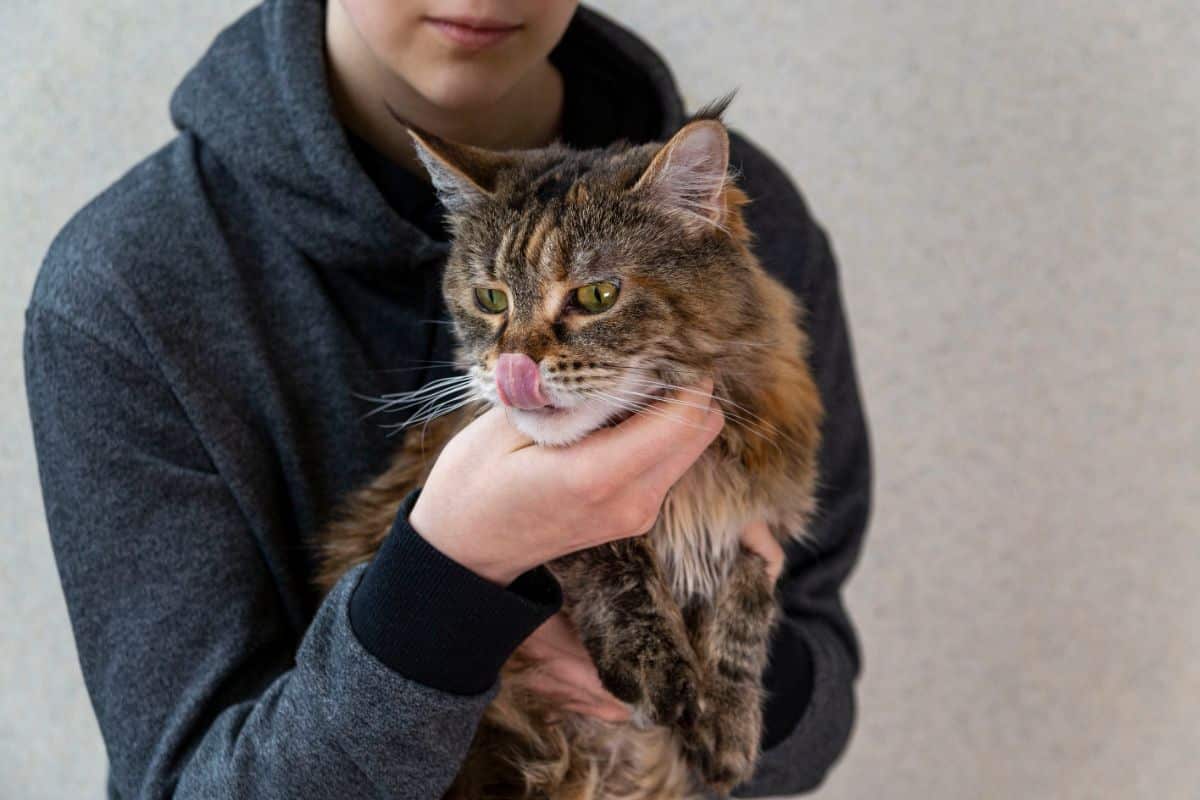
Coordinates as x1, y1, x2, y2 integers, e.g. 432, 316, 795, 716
630, 119, 731, 233
408, 129, 515, 213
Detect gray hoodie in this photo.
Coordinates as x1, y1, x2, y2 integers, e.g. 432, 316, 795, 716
24, 0, 872, 797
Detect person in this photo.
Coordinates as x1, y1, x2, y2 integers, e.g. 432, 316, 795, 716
23, 0, 872, 797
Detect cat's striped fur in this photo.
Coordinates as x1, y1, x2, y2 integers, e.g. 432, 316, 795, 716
315, 103, 822, 799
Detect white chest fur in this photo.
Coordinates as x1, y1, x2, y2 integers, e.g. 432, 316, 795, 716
650, 455, 760, 602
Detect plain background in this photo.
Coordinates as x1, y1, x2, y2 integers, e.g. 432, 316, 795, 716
3, 2, 1197, 798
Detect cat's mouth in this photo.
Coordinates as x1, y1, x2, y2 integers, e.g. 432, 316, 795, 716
475, 359, 666, 446
492, 388, 639, 446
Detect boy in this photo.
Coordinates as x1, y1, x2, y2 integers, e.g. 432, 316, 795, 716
25, 1, 871, 796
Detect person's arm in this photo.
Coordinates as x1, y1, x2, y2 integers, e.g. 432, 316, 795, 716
25, 250, 725, 798
730, 137, 874, 796
24, 301, 559, 799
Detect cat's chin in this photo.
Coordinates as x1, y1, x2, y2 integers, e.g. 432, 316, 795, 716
504, 400, 621, 447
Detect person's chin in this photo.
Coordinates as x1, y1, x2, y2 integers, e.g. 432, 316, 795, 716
506, 400, 619, 447
408, 64, 521, 111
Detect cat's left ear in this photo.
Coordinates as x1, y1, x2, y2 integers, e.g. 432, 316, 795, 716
408, 129, 516, 213
631, 119, 731, 233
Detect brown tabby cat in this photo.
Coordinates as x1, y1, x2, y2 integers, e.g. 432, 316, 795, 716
314, 103, 823, 800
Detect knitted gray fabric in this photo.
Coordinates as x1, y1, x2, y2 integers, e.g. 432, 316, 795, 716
23, 1, 871, 796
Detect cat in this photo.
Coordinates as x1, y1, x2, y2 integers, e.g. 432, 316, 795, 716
314, 101, 823, 800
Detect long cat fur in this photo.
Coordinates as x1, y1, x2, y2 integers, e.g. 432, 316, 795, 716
314, 103, 822, 799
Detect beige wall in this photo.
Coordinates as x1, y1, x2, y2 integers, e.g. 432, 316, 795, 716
3, 2, 1197, 797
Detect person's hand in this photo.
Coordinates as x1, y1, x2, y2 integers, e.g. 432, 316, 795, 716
739, 519, 785, 585
509, 613, 632, 723
409, 379, 725, 585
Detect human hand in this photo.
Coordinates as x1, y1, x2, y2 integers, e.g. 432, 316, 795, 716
409, 379, 724, 585
509, 612, 632, 723
739, 519, 784, 585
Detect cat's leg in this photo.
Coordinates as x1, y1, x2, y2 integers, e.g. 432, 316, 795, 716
682, 547, 777, 796
551, 539, 702, 729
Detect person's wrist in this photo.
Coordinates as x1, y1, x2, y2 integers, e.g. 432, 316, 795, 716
408, 496, 529, 586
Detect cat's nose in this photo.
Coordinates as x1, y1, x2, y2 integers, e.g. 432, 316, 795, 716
495, 353, 549, 409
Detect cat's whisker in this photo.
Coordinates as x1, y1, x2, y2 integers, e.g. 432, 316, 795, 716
400, 386, 478, 425
595, 384, 787, 455
595, 365, 793, 442
366, 385, 472, 412
621, 378, 785, 437
613, 376, 784, 431
378, 373, 475, 398
620, 378, 757, 414
384, 390, 480, 435
408, 399, 477, 433
599, 358, 773, 385
581, 392, 669, 426
582, 390, 720, 436
361, 376, 477, 422
363, 375, 475, 413
621, 388, 773, 435
371, 361, 469, 374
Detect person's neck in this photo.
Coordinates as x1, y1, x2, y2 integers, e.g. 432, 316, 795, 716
324, 2, 564, 178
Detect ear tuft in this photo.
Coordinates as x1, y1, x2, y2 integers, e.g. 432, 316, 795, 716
407, 129, 511, 214
632, 119, 731, 232
689, 91, 736, 124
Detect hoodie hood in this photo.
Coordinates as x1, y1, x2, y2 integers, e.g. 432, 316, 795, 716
169, 0, 685, 271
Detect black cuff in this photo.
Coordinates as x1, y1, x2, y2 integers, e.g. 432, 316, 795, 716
349, 489, 563, 695
760, 621, 816, 749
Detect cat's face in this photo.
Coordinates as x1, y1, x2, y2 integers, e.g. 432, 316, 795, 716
414, 119, 763, 445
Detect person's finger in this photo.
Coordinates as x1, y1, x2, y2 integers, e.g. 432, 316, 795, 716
523, 614, 592, 663
513, 656, 632, 722
740, 518, 785, 583
563, 379, 717, 480
519, 660, 617, 710
638, 399, 725, 496
518, 614, 632, 713
543, 653, 615, 703
513, 636, 616, 703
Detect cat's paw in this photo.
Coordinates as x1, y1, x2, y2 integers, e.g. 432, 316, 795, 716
596, 649, 701, 728
682, 703, 761, 796
643, 652, 703, 728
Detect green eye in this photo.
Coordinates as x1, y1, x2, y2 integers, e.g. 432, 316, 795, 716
474, 287, 508, 313
575, 281, 619, 313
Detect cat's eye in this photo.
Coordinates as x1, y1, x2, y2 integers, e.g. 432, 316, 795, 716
474, 287, 508, 313
575, 281, 619, 313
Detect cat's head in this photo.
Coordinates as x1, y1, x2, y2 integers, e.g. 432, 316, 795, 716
412, 111, 771, 445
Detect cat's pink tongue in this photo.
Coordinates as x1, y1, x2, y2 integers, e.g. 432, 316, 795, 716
495, 353, 549, 409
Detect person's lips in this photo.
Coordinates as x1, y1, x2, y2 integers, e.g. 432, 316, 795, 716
424, 16, 523, 50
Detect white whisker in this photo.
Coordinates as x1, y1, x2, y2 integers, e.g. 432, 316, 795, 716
359, 371, 479, 428
621, 379, 784, 436
582, 390, 717, 435
592, 383, 786, 454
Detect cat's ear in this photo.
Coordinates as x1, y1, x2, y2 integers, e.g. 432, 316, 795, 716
631, 119, 731, 232
408, 129, 515, 213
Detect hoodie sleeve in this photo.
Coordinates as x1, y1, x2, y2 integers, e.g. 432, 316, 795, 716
23, 300, 557, 799
728, 135, 874, 798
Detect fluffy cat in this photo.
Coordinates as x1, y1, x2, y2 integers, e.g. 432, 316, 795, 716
315, 103, 823, 799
